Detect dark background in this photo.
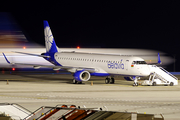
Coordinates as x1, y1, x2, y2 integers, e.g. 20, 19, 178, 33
3, 1, 180, 71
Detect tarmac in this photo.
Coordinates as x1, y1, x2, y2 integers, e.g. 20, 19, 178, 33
0, 71, 179, 120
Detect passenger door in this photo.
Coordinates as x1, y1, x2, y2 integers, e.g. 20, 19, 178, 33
126, 60, 129, 71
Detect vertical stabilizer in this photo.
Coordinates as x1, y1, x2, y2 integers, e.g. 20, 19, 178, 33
44, 20, 58, 53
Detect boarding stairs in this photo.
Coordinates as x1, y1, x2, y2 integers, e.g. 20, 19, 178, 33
24, 106, 53, 120
24, 104, 95, 120
24, 105, 69, 120
0, 103, 32, 120
142, 65, 178, 86
0, 103, 164, 120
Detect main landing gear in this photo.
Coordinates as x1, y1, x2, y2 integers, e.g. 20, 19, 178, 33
105, 77, 115, 84
72, 79, 82, 84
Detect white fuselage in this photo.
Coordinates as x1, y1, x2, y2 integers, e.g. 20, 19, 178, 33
0, 48, 172, 69
54, 52, 151, 77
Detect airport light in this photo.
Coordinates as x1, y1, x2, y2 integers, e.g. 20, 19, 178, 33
23, 46, 26, 49
77, 46, 80, 49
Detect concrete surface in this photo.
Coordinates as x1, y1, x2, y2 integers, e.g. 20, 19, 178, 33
0, 72, 179, 120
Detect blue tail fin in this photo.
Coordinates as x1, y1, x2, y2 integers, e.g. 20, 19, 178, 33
44, 20, 58, 53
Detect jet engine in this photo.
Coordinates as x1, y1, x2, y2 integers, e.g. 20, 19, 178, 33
124, 76, 140, 81
73, 70, 91, 82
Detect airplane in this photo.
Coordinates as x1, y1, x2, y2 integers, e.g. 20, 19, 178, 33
0, 12, 172, 71
0, 48, 171, 70
3, 21, 162, 86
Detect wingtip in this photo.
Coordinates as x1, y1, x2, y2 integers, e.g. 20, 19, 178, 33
158, 53, 162, 64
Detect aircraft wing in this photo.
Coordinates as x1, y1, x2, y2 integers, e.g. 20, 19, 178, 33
2, 53, 96, 72
12, 51, 50, 58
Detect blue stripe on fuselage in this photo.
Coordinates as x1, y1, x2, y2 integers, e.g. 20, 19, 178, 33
90, 73, 110, 77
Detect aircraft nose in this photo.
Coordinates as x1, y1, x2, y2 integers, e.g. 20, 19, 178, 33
140, 66, 151, 76
144, 70, 151, 76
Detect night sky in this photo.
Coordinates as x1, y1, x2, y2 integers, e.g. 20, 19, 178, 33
6, 1, 180, 71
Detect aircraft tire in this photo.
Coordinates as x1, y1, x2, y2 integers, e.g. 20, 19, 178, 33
110, 78, 115, 84
133, 82, 138, 86
105, 78, 110, 84
78, 81, 82, 84
72, 79, 77, 84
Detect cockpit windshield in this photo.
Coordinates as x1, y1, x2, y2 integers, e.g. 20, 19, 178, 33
132, 61, 147, 65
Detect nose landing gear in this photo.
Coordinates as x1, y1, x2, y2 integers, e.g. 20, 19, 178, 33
132, 76, 139, 86
133, 82, 139, 86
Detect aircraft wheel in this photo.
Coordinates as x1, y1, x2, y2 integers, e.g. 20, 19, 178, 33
133, 82, 138, 86
105, 78, 110, 84
77, 81, 82, 84
170, 82, 174, 86
152, 82, 156, 86
110, 78, 115, 84
72, 79, 77, 84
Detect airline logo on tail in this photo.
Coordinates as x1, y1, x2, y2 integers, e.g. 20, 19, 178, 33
44, 25, 53, 52
44, 20, 58, 53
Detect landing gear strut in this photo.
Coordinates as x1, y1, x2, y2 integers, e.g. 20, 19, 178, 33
105, 77, 115, 84
132, 77, 139, 86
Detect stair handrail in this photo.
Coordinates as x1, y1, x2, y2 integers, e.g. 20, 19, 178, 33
159, 67, 178, 80
23, 106, 45, 120
35, 107, 57, 120
11, 103, 32, 115
154, 73, 168, 83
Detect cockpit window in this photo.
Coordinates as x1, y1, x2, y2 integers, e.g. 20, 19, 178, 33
132, 61, 147, 65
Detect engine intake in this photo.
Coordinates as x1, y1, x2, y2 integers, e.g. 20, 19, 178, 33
74, 70, 91, 82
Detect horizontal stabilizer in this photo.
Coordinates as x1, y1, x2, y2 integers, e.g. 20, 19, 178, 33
12, 51, 50, 58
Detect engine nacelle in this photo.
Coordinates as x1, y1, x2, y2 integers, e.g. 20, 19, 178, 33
124, 77, 134, 81
124, 76, 140, 81
73, 70, 91, 82
33, 66, 41, 69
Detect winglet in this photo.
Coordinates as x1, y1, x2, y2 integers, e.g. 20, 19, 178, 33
158, 53, 162, 64
2, 53, 11, 64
